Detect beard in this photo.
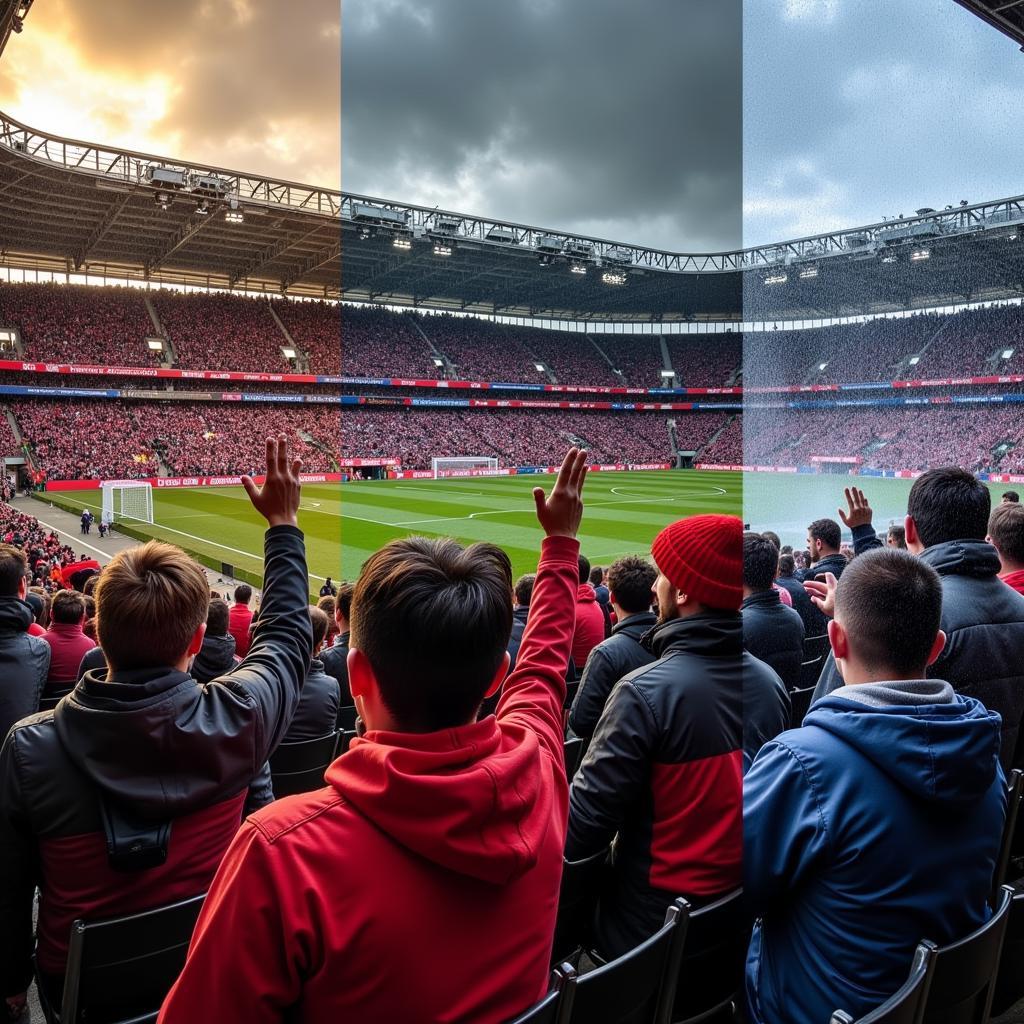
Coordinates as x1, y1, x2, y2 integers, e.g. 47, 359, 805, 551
656, 596, 679, 624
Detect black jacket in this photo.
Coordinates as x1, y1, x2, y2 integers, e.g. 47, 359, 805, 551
0, 597, 51, 743
77, 646, 106, 682
774, 575, 818, 636
320, 631, 351, 706
797, 552, 848, 636
568, 612, 657, 739
566, 613, 746, 958
191, 633, 237, 684
814, 527, 1024, 770
282, 658, 340, 743
0, 525, 312, 996
741, 590, 805, 691
506, 607, 529, 675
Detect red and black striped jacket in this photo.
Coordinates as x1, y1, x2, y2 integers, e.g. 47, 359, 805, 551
0, 525, 311, 1000
566, 612, 746, 959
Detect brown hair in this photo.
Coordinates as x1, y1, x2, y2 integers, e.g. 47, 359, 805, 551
0, 543, 27, 598
96, 541, 209, 671
309, 605, 330, 653
351, 537, 513, 732
989, 501, 1024, 566
51, 590, 87, 625
335, 581, 354, 621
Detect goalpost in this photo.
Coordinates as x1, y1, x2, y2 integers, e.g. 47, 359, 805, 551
431, 456, 501, 479
101, 481, 155, 525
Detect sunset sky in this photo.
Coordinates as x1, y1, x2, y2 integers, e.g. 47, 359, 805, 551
0, 0, 340, 188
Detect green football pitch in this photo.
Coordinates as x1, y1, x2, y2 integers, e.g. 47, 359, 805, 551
46, 470, 1017, 593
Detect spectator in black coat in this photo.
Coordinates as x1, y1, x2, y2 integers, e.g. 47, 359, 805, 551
0, 544, 51, 742
569, 556, 657, 740
282, 606, 340, 742
799, 518, 847, 635
506, 574, 535, 675
742, 533, 805, 691
321, 581, 353, 707
774, 554, 817, 635
192, 599, 238, 684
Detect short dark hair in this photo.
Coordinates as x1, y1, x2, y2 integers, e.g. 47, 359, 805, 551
887, 525, 907, 548
907, 467, 989, 547
834, 548, 942, 675
778, 553, 796, 577
309, 605, 330, 651
808, 519, 841, 551
606, 556, 656, 614
351, 537, 513, 732
514, 574, 535, 607
743, 532, 779, 592
989, 502, 1024, 565
0, 543, 27, 598
51, 590, 86, 625
234, 584, 252, 605
578, 554, 591, 585
336, 581, 354, 620
589, 565, 603, 586
1003, 491, 1019, 503
780, 545, 793, 555
761, 531, 781, 551
206, 598, 229, 635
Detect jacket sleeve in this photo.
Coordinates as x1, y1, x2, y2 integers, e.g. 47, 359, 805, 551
566, 679, 654, 859
495, 535, 579, 768
743, 740, 829, 915
0, 732, 38, 998
202, 526, 313, 777
851, 522, 883, 556
158, 822, 302, 1024
568, 646, 615, 739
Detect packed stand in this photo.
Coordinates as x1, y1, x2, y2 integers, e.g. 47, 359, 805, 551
340, 305, 437, 378
666, 334, 741, 388
270, 298, 339, 375
599, 334, 667, 387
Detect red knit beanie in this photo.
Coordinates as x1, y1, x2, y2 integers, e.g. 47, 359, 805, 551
651, 514, 743, 611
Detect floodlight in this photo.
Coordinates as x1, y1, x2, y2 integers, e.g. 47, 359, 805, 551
225, 209, 244, 224
1002, 349, 1015, 360
798, 266, 818, 279
660, 369, 675, 378
535, 363, 545, 372
154, 191, 170, 210
908, 355, 920, 366
195, 200, 210, 216
432, 357, 444, 368
433, 243, 453, 257
763, 273, 787, 285
602, 272, 627, 286
147, 339, 164, 351
880, 255, 898, 264
282, 347, 297, 359
570, 264, 588, 275
910, 249, 930, 261
818, 362, 828, 371
393, 237, 412, 250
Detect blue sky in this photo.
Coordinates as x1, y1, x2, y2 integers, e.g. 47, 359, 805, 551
744, 0, 1024, 246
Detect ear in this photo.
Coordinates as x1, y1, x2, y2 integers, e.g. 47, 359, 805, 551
347, 647, 375, 700
484, 651, 511, 698
926, 629, 947, 668
827, 618, 848, 663
187, 621, 206, 657
607, 589, 616, 607
18, 577, 26, 600
904, 515, 921, 551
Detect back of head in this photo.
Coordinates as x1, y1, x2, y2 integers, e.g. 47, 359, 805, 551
761, 531, 781, 551
336, 581, 354, 621
743, 532, 779, 592
907, 467, 989, 547
51, 589, 86, 625
606, 555, 656, 614
1004, 491, 1020, 503
808, 518, 841, 553
514, 573, 535, 608
589, 565, 603, 586
234, 584, 252, 606
834, 548, 942, 676
317, 594, 336, 619
206, 598, 230, 636
778, 553, 796, 578
578, 554, 591, 585
988, 501, 1024, 566
309, 605, 330, 652
0, 543, 27, 598
96, 541, 209, 671
351, 536, 513, 732
887, 525, 907, 548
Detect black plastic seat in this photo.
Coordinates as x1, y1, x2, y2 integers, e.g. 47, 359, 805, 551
551, 846, 609, 964
557, 898, 688, 1024
990, 885, 1024, 1016
338, 729, 358, 754
788, 685, 816, 728
336, 703, 358, 731
919, 883, 1014, 1023
992, 769, 1023, 903
36, 892, 206, 1024
563, 737, 585, 779
830, 940, 936, 1024
505, 964, 577, 1024
670, 888, 750, 1024
268, 729, 340, 798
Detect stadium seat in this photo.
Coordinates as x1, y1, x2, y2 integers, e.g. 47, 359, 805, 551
38, 695, 62, 712
504, 964, 577, 1024
563, 737, 585, 779
35, 892, 206, 1024
551, 846, 609, 965
990, 885, 1024, 1016
668, 888, 750, 1024
796, 634, 830, 691
829, 940, 936, 1024
918, 884, 1013, 1023
338, 729, 358, 754
788, 686, 816, 729
992, 769, 1023, 904
555, 898, 688, 1024
335, 704, 358, 731
268, 730, 341, 798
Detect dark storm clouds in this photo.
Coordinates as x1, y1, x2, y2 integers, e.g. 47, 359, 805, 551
342, 0, 743, 252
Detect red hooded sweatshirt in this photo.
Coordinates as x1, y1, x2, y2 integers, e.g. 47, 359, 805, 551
571, 582, 606, 669
159, 535, 580, 1024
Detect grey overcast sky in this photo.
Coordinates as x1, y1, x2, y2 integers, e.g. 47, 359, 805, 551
343, 0, 1024, 251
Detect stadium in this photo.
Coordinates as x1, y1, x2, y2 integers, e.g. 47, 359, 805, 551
1, 0, 1024, 1022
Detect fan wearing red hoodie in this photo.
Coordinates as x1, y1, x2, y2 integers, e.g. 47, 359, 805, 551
572, 553, 607, 671
159, 449, 590, 1024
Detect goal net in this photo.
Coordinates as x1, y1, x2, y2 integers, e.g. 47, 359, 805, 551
101, 481, 154, 525
431, 456, 501, 479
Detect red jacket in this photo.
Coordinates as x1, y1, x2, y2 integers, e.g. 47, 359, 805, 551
228, 603, 254, 657
571, 583, 606, 669
41, 623, 95, 688
1001, 569, 1024, 596
160, 536, 580, 1024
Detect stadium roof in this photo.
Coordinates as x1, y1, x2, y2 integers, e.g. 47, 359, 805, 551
954, 0, 1024, 48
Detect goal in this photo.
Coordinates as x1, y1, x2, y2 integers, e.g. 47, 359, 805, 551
101, 481, 154, 525
431, 457, 500, 479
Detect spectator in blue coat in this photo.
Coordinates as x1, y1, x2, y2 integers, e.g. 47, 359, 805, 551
744, 547, 1006, 1024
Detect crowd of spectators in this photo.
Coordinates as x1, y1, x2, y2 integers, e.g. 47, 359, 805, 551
270, 298, 340, 375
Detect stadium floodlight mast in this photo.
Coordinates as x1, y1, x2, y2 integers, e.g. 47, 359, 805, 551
101, 481, 154, 526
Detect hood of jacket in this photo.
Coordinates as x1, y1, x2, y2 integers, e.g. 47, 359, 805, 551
804, 687, 1001, 806
326, 715, 555, 886
741, 590, 783, 611
191, 633, 237, 683
0, 595, 34, 634
576, 583, 597, 604
920, 539, 1001, 580
643, 611, 742, 660
807, 552, 847, 578
611, 611, 657, 640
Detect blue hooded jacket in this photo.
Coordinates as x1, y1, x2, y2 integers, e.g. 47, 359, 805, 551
744, 687, 1006, 1024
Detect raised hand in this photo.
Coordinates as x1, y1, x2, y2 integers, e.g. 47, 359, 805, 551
803, 571, 838, 619
838, 486, 873, 530
242, 434, 303, 528
532, 447, 587, 539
